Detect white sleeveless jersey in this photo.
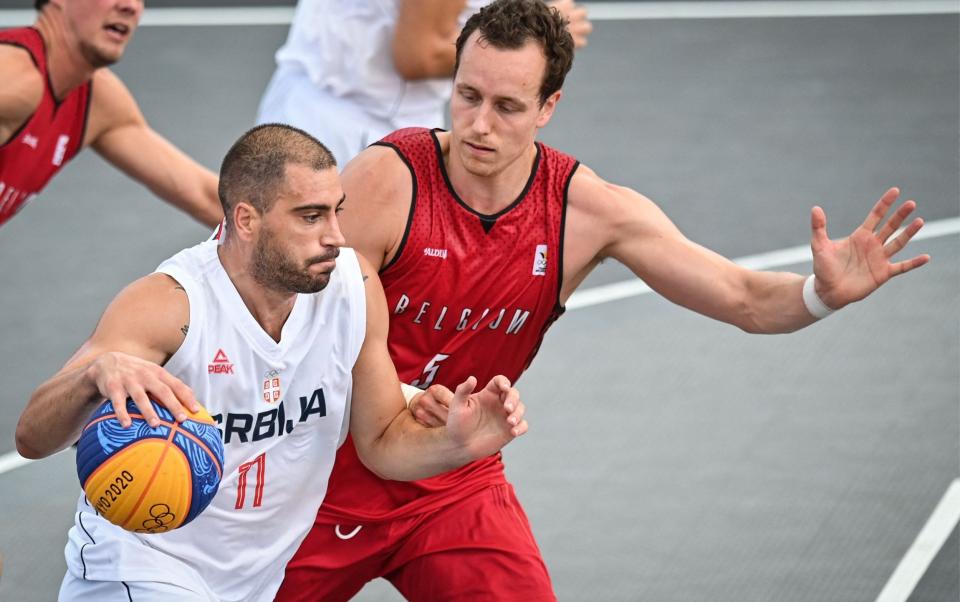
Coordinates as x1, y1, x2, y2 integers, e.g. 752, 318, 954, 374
63, 241, 366, 602
274, 0, 488, 121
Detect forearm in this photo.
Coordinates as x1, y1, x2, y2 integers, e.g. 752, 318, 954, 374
739, 270, 820, 334
16, 364, 103, 459
392, 35, 457, 80
147, 161, 222, 228
96, 126, 224, 228
355, 411, 473, 481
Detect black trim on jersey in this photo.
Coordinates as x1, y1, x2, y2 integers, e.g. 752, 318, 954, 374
77, 510, 97, 579
555, 161, 581, 314
28, 26, 66, 111
121, 581, 134, 601
80, 75, 94, 149
430, 129, 542, 231
0, 40, 40, 149
371, 141, 418, 274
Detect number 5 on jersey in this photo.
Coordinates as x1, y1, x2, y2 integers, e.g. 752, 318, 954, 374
410, 353, 450, 388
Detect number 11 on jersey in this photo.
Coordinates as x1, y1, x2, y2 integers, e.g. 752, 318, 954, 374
235, 452, 266, 509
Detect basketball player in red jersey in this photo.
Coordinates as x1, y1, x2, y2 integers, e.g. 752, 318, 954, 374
276, 1, 930, 600
0, 0, 222, 229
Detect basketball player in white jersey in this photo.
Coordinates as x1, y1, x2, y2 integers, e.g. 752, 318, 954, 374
16, 123, 528, 602
257, 0, 591, 165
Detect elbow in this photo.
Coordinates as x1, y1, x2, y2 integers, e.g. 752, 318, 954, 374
393, 54, 432, 81
15, 424, 43, 460
392, 43, 454, 81
352, 439, 395, 481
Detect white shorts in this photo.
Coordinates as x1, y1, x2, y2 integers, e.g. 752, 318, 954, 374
256, 63, 446, 167
58, 570, 217, 601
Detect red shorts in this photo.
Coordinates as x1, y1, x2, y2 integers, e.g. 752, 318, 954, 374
276, 483, 555, 602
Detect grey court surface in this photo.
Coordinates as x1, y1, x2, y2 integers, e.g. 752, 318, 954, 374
1, 3, 958, 601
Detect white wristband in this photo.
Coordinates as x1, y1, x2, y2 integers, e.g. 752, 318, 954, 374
400, 383, 423, 408
802, 275, 835, 319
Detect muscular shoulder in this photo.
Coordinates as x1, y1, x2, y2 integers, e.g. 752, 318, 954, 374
96, 273, 191, 364
565, 164, 674, 259
85, 68, 143, 145
340, 144, 414, 270
342, 144, 412, 202
0, 45, 44, 134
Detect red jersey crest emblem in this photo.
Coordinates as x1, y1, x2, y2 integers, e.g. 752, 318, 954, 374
263, 370, 282, 403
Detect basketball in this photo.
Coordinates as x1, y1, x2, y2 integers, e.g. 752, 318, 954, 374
76, 398, 224, 534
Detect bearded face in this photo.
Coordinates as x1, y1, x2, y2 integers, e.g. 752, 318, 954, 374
250, 221, 339, 295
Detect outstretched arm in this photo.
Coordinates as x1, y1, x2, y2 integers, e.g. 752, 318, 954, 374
568, 169, 927, 334
349, 254, 526, 481
86, 69, 223, 227
15, 274, 200, 459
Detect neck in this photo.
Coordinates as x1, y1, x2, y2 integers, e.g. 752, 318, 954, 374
34, 9, 97, 100
441, 132, 539, 215
217, 240, 296, 343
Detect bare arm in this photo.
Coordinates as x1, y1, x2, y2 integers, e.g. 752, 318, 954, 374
349, 254, 526, 481
567, 168, 928, 334
392, 0, 467, 80
0, 45, 43, 145
392, 0, 592, 81
339, 145, 413, 270
15, 274, 200, 459
86, 69, 223, 227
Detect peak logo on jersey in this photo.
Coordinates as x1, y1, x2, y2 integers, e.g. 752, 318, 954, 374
52, 135, 69, 166
208, 349, 234, 374
423, 247, 448, 260
263, 370, 282, 404
532, 244, 548, 276
22, 134, 39, 149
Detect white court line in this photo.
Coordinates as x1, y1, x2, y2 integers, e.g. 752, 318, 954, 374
876, 478, 960, 602
0, 1, 957, 27
585, 1, 959, 20
1, 215, 957, 476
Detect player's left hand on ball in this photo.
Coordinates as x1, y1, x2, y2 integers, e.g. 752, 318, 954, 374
446, 375, 527, 458
409, 384, 451, 427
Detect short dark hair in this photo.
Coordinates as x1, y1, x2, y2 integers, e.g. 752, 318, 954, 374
454, 0, 574, 105
218, 124, 336, 230
35, 0, 49, 10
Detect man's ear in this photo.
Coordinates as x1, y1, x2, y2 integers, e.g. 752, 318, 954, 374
232, 202, 261, 242
536, 89, 562, 129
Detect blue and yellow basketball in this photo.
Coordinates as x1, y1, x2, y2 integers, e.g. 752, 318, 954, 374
76, 398, 224, 534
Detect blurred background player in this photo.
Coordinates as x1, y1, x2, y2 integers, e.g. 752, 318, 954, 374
276, 1, 931, 600
16, 123, 527, 601
0, 0, 222, 229
256, 0, 591, 166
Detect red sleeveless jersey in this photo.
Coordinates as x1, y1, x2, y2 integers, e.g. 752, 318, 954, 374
319, 128, 579, 521
0, 27, 91, 227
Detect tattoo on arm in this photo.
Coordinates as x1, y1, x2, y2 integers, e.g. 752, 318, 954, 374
362, 274, 369, 282
181, 324, 189, 336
